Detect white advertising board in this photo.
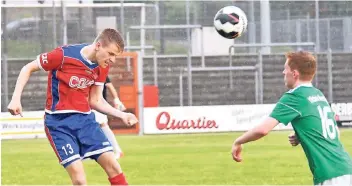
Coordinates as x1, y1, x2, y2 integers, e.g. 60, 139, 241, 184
1, 111, 46, 140
331, 102, 352, 126
143, 104, 293, 134
2, 102, 349, 139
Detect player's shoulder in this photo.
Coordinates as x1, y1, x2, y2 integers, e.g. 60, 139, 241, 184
45, 44, 86, 57
279, 91, 299, 103
281, 84, 322, 104
279, 86, 308, 103
60, 43, 93, 66
61, 43, 89, 49
61, 43, 88, 55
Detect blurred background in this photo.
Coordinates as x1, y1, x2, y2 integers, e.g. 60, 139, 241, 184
1, 0, 352, 111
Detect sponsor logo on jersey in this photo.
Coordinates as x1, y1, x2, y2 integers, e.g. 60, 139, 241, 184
308, 95, 328, 103
42, 53, 48, 64
69, 76, 94, 89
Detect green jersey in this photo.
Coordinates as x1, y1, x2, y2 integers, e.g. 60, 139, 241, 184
270, 84, 352, 185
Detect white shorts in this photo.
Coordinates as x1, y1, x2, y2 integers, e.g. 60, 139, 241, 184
317, 174, 352, 186
92, 110, 108, 124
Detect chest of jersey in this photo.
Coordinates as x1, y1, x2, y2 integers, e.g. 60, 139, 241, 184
56, 57, 99, 90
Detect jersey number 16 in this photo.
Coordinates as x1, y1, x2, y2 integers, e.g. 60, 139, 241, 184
317, 105, 337, 140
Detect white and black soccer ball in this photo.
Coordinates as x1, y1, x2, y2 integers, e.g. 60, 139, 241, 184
214, 6, 248, 39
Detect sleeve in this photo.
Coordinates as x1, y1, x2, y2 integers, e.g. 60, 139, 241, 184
36, 47, 64, 71
269, 93, 302, 125
95, 66, 110, 86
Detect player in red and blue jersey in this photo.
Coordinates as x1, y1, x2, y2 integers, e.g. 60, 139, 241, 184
7, 28, 137, 185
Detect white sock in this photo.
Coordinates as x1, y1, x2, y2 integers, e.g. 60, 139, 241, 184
101, 125, 123, 155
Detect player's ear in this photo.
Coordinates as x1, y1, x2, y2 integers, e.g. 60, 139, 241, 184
95, 41, 102, 51
293, 69, 300, 79
117, 45, 123, 55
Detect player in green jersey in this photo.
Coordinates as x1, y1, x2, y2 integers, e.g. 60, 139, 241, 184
231, 51, 352, 185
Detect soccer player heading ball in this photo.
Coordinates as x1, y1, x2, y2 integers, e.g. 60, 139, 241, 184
7, 28, 137, 185
232, 51, 352, 185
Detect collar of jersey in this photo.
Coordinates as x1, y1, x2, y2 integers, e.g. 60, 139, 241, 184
288, 83, 313, 93
297, 83, 313, 88
80, 47, 95, 65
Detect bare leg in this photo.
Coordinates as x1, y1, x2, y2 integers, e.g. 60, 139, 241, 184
65, 160, 87, 185
96, 151, 128, 185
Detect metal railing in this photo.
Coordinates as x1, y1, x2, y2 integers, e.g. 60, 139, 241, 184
228, 42, 316, 104
125, 44, 158, 86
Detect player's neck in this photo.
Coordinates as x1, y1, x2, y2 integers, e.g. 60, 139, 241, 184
81, 44, 97, 63
293, 80, 312, 88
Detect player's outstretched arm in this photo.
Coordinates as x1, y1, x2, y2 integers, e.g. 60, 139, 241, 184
231, 117, 279, 162
234, 117, 279, 145
7, 60, 41, 116
90, 85, 138, 126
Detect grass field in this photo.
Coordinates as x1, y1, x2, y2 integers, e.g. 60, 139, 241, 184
2, 129, 352, 185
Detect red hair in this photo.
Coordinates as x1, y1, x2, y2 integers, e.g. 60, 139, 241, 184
286, 51, 317, 81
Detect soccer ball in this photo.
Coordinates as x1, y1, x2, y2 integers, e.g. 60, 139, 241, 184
213, 6, 248, 39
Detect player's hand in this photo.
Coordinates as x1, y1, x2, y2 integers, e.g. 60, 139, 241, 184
231, 141, 243, 162
288, 132, 300, 146
7, 99, 23, 117
121, 112, 138, 126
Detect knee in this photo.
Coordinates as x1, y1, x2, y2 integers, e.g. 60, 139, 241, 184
97, 152, 122, 177
71, 174, 86, 185
105, 160, 121, 175
66, 161, 87, 185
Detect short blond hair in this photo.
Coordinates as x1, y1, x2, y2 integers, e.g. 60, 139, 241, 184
95, 28, 125, 52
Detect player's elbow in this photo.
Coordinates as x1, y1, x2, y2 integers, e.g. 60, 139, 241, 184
20, 63, 35, 76
89, 96, 100, 109
254, 117, 277, 137
255, 128, 270, 137
23, 60, 41, 73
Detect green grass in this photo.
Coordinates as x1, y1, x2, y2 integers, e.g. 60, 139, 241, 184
2, 129, 352, 185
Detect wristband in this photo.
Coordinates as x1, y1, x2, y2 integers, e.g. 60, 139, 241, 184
114, 98, 122, 105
